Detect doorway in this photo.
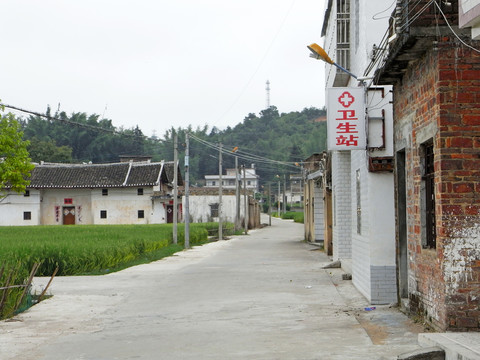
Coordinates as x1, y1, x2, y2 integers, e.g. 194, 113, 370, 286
396, 150, 408, 299
63, 206, 76, 225
166, 205, 174, 223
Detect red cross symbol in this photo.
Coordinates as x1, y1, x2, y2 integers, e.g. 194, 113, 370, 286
338, 91, 355, 108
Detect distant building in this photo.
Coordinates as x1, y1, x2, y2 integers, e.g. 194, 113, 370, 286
204, 164, 259, 192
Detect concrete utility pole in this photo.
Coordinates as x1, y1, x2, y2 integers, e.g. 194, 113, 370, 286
218, 143, 223, 241
235, 154, 240, 231
243, 165, 248, 234
184, 133, 190, 249
283, 174, 287, 214
268, 183, 272, 226
277, 177, 281, 216
173, 132, 178, 244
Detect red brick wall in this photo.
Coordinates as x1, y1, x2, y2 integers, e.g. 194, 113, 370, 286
394, 37, 480, 331
437, 40, 480, 331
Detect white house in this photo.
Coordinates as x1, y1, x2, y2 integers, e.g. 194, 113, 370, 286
0, 160, 182, 226
204, 164, 259, 192
184, 188, 248, 224
321, 0, 396, 304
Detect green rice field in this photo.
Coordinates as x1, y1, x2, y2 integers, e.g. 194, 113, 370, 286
0, 222, 233, 319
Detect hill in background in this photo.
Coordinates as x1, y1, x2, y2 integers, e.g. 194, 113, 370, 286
20, 105, 327, 186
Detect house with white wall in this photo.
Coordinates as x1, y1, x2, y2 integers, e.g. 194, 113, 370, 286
204, 164, 259, 192
303, 153, 326, 247
320, 0, 397, 304
0, 160, 182, 226
184, 188, 247, 224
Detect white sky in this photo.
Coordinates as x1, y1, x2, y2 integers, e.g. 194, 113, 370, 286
1, 0, 326, 138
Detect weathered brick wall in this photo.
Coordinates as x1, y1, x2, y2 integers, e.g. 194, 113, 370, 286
437, 40, 480, 331
394, 37, 480, 331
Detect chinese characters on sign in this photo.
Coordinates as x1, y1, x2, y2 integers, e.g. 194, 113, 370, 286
327, 87, 366, 150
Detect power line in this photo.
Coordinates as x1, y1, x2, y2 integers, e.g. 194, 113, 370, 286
433, 0, 480, 54
188, 132, 301, 171
0, 103, 169, 143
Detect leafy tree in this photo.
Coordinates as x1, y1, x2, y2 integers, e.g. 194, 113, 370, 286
28, 138, 73, 163
0, 106, 34, 195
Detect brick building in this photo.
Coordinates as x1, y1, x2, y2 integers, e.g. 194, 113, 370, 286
375, 0, 480, 330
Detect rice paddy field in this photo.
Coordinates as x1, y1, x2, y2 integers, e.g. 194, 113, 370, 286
0, 222, 233, 319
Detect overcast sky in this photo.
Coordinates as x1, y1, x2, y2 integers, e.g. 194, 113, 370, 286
1, 0, 326, 138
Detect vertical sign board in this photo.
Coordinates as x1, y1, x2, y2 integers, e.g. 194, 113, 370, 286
327, 87, 366, 150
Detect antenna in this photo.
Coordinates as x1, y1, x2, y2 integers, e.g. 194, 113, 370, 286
265, 80, 271, 109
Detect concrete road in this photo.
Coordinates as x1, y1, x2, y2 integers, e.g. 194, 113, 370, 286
1, 217, 424, 360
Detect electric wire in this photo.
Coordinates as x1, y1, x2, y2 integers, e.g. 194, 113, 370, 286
188, 132, 302, 171
212, 0, 298, 127
372, 0, 397, 20
433, 0, 480, 54
0, 103, 170, 144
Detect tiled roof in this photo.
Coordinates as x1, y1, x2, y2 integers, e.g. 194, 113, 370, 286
28, 161, 179, 188
125, 163, 162, 186
162, 162, 184, 186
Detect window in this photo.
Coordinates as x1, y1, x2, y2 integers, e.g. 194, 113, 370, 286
24, 190, 30, 197
211, 181, 216, 186
138, 210, 145, 219
210, 203, 219, 217
137, 188, 144, 196
23, 211, 31, 220
356, 169, 361, 235
247, 181, 251, 186
100, 210, 107, 219
336, 0, 351, 73
422, 141, 436, 249
102, 189, 108, 196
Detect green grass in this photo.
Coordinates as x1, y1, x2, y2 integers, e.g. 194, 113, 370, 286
0, 223, 216, 276
0, 222, 233, 319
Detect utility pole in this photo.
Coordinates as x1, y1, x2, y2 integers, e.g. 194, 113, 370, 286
173, 132, 178, 244
277, 178, 281, 216
243, 164, 248, 234
283, 174, 287, 214
184, 133, 190, 249
268, 183, 272, 226
235, 153, 240, 231
218, 143, 223, 241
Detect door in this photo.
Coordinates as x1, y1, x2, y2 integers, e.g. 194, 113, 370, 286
166, 205, 174, 223
63, 206, 76, 225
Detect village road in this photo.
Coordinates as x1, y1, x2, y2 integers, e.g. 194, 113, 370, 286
1, 217, 424, 360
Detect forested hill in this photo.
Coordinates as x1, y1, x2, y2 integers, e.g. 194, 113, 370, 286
20, 106, 327, 185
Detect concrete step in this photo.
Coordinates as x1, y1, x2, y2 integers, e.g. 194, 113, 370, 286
418, 333, 480, 360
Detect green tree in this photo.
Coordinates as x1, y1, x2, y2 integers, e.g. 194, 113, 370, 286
28, 138, 73, 163
0, 106, 34, 195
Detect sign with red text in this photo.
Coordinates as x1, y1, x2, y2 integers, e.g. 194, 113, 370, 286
327, 87, 366, 150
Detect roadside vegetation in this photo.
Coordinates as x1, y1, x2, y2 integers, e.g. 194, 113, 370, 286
271, 211, 304, 223
0, 222, 234, 320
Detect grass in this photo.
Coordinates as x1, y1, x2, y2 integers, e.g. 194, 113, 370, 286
0, 222, 232, 319
271, 211, 304, 223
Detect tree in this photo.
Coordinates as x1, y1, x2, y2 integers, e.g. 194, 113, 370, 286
28, 138, 73, 163
0, 106, 34, 195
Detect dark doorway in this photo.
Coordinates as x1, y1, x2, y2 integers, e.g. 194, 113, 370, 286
396, 150, 408, 299
63, 206, 76, 225
166, 205, 174, 223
